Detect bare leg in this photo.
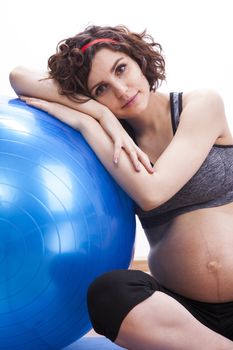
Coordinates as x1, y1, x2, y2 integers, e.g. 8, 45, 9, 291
115, 291, 233, 350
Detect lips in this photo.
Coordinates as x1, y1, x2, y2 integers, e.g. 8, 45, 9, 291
122, 92, 139, 108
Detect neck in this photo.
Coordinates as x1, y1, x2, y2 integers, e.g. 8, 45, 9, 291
125, 91, 171, 137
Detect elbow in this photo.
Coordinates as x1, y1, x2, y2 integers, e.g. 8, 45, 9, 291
138, 188, 171, 211
9, 66, 21, 81
138, 195, 162, 212
9, 66, 25, 95
140, 202, 159, 212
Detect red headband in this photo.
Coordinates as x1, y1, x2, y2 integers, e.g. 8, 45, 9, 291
81, 38, 117, 53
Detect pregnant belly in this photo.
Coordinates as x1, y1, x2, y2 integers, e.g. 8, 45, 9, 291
147, 204, 233, 302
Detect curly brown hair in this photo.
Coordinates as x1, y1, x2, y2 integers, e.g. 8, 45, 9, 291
48, 25, 166, 102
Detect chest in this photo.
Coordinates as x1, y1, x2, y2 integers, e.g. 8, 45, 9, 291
136, 146, 233, 228
137, 129, 173, 164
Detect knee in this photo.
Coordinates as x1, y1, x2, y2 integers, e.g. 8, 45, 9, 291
87, 269, 157, 341
87, 269, 131, 341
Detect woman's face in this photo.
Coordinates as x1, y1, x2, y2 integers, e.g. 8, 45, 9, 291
87, 48, 151, 119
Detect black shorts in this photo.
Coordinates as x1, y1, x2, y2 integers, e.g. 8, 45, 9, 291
87, 269, 233, 342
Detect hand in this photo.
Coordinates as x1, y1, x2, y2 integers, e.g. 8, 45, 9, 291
100, 114, 154, 173
19, 96, 154, 174
19, 96, 89, 131
60, 97, 154, 174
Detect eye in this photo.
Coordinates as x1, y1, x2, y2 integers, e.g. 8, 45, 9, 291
95, 84, 108, 97
116, 64, 126, 75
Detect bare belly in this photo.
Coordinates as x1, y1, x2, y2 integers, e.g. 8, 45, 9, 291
146, 202, 233, 302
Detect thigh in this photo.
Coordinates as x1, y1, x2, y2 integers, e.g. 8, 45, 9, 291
87, 269, 233, 348
162, 285, 233, 341
116, 291, 233, 350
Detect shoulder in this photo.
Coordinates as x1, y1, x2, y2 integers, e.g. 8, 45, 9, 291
180, 88, 226, 126
174, 89, 229, 144
182, 88, 225, 113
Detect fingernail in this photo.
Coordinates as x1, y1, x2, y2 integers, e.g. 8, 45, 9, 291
114, 157, 118, 164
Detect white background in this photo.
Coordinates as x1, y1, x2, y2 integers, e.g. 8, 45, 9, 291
1, 0, 233, 259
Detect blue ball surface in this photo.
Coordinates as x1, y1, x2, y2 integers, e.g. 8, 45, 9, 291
0, 97, 135, 349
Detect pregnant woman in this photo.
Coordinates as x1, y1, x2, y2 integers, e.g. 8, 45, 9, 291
10, 25, 233, 349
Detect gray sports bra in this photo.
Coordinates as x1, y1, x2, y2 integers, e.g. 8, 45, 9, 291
136, 92, 233, 228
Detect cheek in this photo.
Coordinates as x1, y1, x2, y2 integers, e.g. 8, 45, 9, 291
140, 73, 150, 88
97, 96, 117, 112
130, 70, 149, 90
97, 89, 119, 109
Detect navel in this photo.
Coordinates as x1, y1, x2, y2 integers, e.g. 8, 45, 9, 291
206, 260, 221, 273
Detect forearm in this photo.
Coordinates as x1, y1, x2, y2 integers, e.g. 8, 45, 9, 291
18, 95, 156, 208
79, 118, 159, 209
9, 66, 110, 122
10, 66, 60, 101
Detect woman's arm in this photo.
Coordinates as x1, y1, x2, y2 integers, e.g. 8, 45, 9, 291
10, 66, 111, 118
9, 66, 125, 125
10, 66, 153, 173
20, 89, 229, 211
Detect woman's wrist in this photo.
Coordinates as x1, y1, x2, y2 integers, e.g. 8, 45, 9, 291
78, 113, 98, 133
100, 105, 115, 120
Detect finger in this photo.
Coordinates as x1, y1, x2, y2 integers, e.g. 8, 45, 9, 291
19, 96, 40, 104
19, 96, 37, 105
20, 97, 50, 113
124, 146, 141, 172
137, 150, 154, 173
113, 139, 122, 164
19, 95, 28, 101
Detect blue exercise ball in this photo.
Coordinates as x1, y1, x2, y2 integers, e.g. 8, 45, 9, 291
0, 96, 136, 350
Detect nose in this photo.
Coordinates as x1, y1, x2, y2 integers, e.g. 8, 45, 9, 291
113, 80, 128, 99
